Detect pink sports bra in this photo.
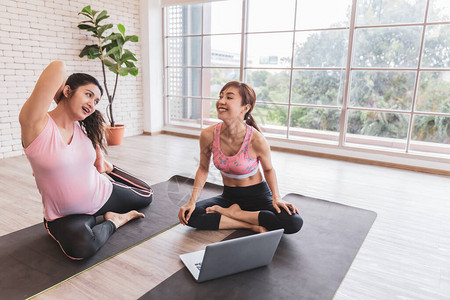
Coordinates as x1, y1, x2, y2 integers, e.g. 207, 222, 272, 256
212, 123, 259, 179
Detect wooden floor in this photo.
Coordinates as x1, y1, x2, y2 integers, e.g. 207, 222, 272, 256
1, 134, 449, 299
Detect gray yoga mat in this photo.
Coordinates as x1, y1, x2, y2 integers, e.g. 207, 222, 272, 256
0, 175, 221, 300
140, 192, 377, 300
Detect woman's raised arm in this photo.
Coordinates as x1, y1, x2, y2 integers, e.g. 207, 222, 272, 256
19, 61, 66, 147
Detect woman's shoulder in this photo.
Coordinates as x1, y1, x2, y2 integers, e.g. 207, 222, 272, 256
22, 114, 51, 150
199, 124, 220, 150
23, 114, 52, 153
200, 124, 218, 138
250, 127, 269, 151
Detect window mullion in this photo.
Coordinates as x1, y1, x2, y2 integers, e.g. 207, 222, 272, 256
405, 0, 431, 153
339, 0, 358, 147
200, 5, 204, 128
240, 0, 247, 81
286, 0, 299, 139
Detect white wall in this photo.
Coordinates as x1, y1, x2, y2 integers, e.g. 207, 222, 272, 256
140, 0, 164, 134
0, 0, 143, 159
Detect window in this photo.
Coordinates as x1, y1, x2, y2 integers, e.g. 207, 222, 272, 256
164, 0, 450, 157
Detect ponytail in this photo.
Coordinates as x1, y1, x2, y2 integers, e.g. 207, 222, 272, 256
245, 112, 261, 133
79, 110, 107, 152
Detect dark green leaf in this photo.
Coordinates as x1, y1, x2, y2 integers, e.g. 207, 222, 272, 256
95, 10, 109, 24
106, 46, 120, 56
121, 50, 137, 62
78, 12, 93, 19
81, 5, 92, 15
107, 36, 123, 56
79, 20, 94, 24
79, 45, 100, 59
118, 67, 128, 76
129, 67, 138, 76
119, 67, 138, 76
103, 59, 116, 68
97, 24, 113, 37
103, 43, 113, 53
107, 65, 119, 74
110, 52, 120, 62
96, 14, 110, 24
102, 33, 113, 41
103, 32, 121, 42
78, 24, 96, 32
87, 52, 101, 59
124, 35, 139, 43
124, 60, 135, 68
116, 36, 124, 51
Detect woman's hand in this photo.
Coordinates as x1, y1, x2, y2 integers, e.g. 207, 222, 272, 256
53, 77, 66, 103
272, 198, 299, 215
94, 144, 113, 174
178, 201, 196, 225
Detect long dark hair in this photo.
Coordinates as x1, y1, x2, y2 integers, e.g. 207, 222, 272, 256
220, 81, 261, 132
57, 73, 107, 152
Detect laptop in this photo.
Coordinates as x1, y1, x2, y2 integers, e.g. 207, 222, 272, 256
179, 229, 284, 282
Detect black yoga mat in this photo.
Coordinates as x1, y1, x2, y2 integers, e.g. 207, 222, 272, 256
0, 175, 221, 300
140, 193, 377, 300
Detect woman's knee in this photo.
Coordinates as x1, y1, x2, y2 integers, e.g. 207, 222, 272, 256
58, 224, 99, 259
259, 210, 303, 234
283, 214, 303, 234
59, 235, 97, 260
143, 193, 153, 207
258, 210, 282, 231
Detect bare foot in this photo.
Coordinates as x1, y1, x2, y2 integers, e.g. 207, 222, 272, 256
206, 203, 241, 218
250, 225, 268, 233
104, 210, 145, 229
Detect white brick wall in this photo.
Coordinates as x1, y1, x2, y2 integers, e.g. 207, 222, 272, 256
0, 0, 143, 159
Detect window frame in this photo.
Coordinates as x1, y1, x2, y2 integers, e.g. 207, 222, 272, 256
162, 0, 450, 160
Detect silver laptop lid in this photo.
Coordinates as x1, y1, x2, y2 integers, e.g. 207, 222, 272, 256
197, 229, 284, 282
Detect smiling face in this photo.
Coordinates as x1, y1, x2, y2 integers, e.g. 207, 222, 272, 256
63, 83, 101, 121
216, 86, 250, 122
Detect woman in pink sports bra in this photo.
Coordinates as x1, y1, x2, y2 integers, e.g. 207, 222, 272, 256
178, 81, 303, 234
19, 61, 153, 260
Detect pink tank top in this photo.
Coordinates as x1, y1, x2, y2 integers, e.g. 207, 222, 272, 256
212, 123, 259, 179
24, 115, 113, 221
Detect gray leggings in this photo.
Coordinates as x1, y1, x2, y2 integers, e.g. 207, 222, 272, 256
187, 181, 303, 234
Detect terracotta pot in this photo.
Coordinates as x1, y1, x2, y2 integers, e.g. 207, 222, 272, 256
106, 124, 125, 146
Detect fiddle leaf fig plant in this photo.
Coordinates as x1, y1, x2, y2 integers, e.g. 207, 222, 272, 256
77, 5, 139, 127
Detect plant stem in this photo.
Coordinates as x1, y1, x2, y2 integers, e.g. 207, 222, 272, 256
98, 36, 113, 126
100, 59, 111, 101
109, 72, 119, 127
108, 96, 114, 127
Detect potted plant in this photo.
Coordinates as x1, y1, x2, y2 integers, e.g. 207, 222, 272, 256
77, 5, 139, 145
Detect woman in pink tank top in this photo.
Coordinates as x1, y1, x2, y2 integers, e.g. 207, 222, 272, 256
178, 81, 303, 234
19, 61, 153, 260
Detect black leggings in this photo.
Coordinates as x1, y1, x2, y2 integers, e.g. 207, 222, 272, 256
187, 181, 303, 234
44, 166, 153, 260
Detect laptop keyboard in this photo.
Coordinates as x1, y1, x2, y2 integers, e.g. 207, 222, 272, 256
195, 262, 202, 271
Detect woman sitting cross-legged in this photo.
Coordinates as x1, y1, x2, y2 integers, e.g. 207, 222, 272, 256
19, 61, 153, 260
178, 81, 303, 234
